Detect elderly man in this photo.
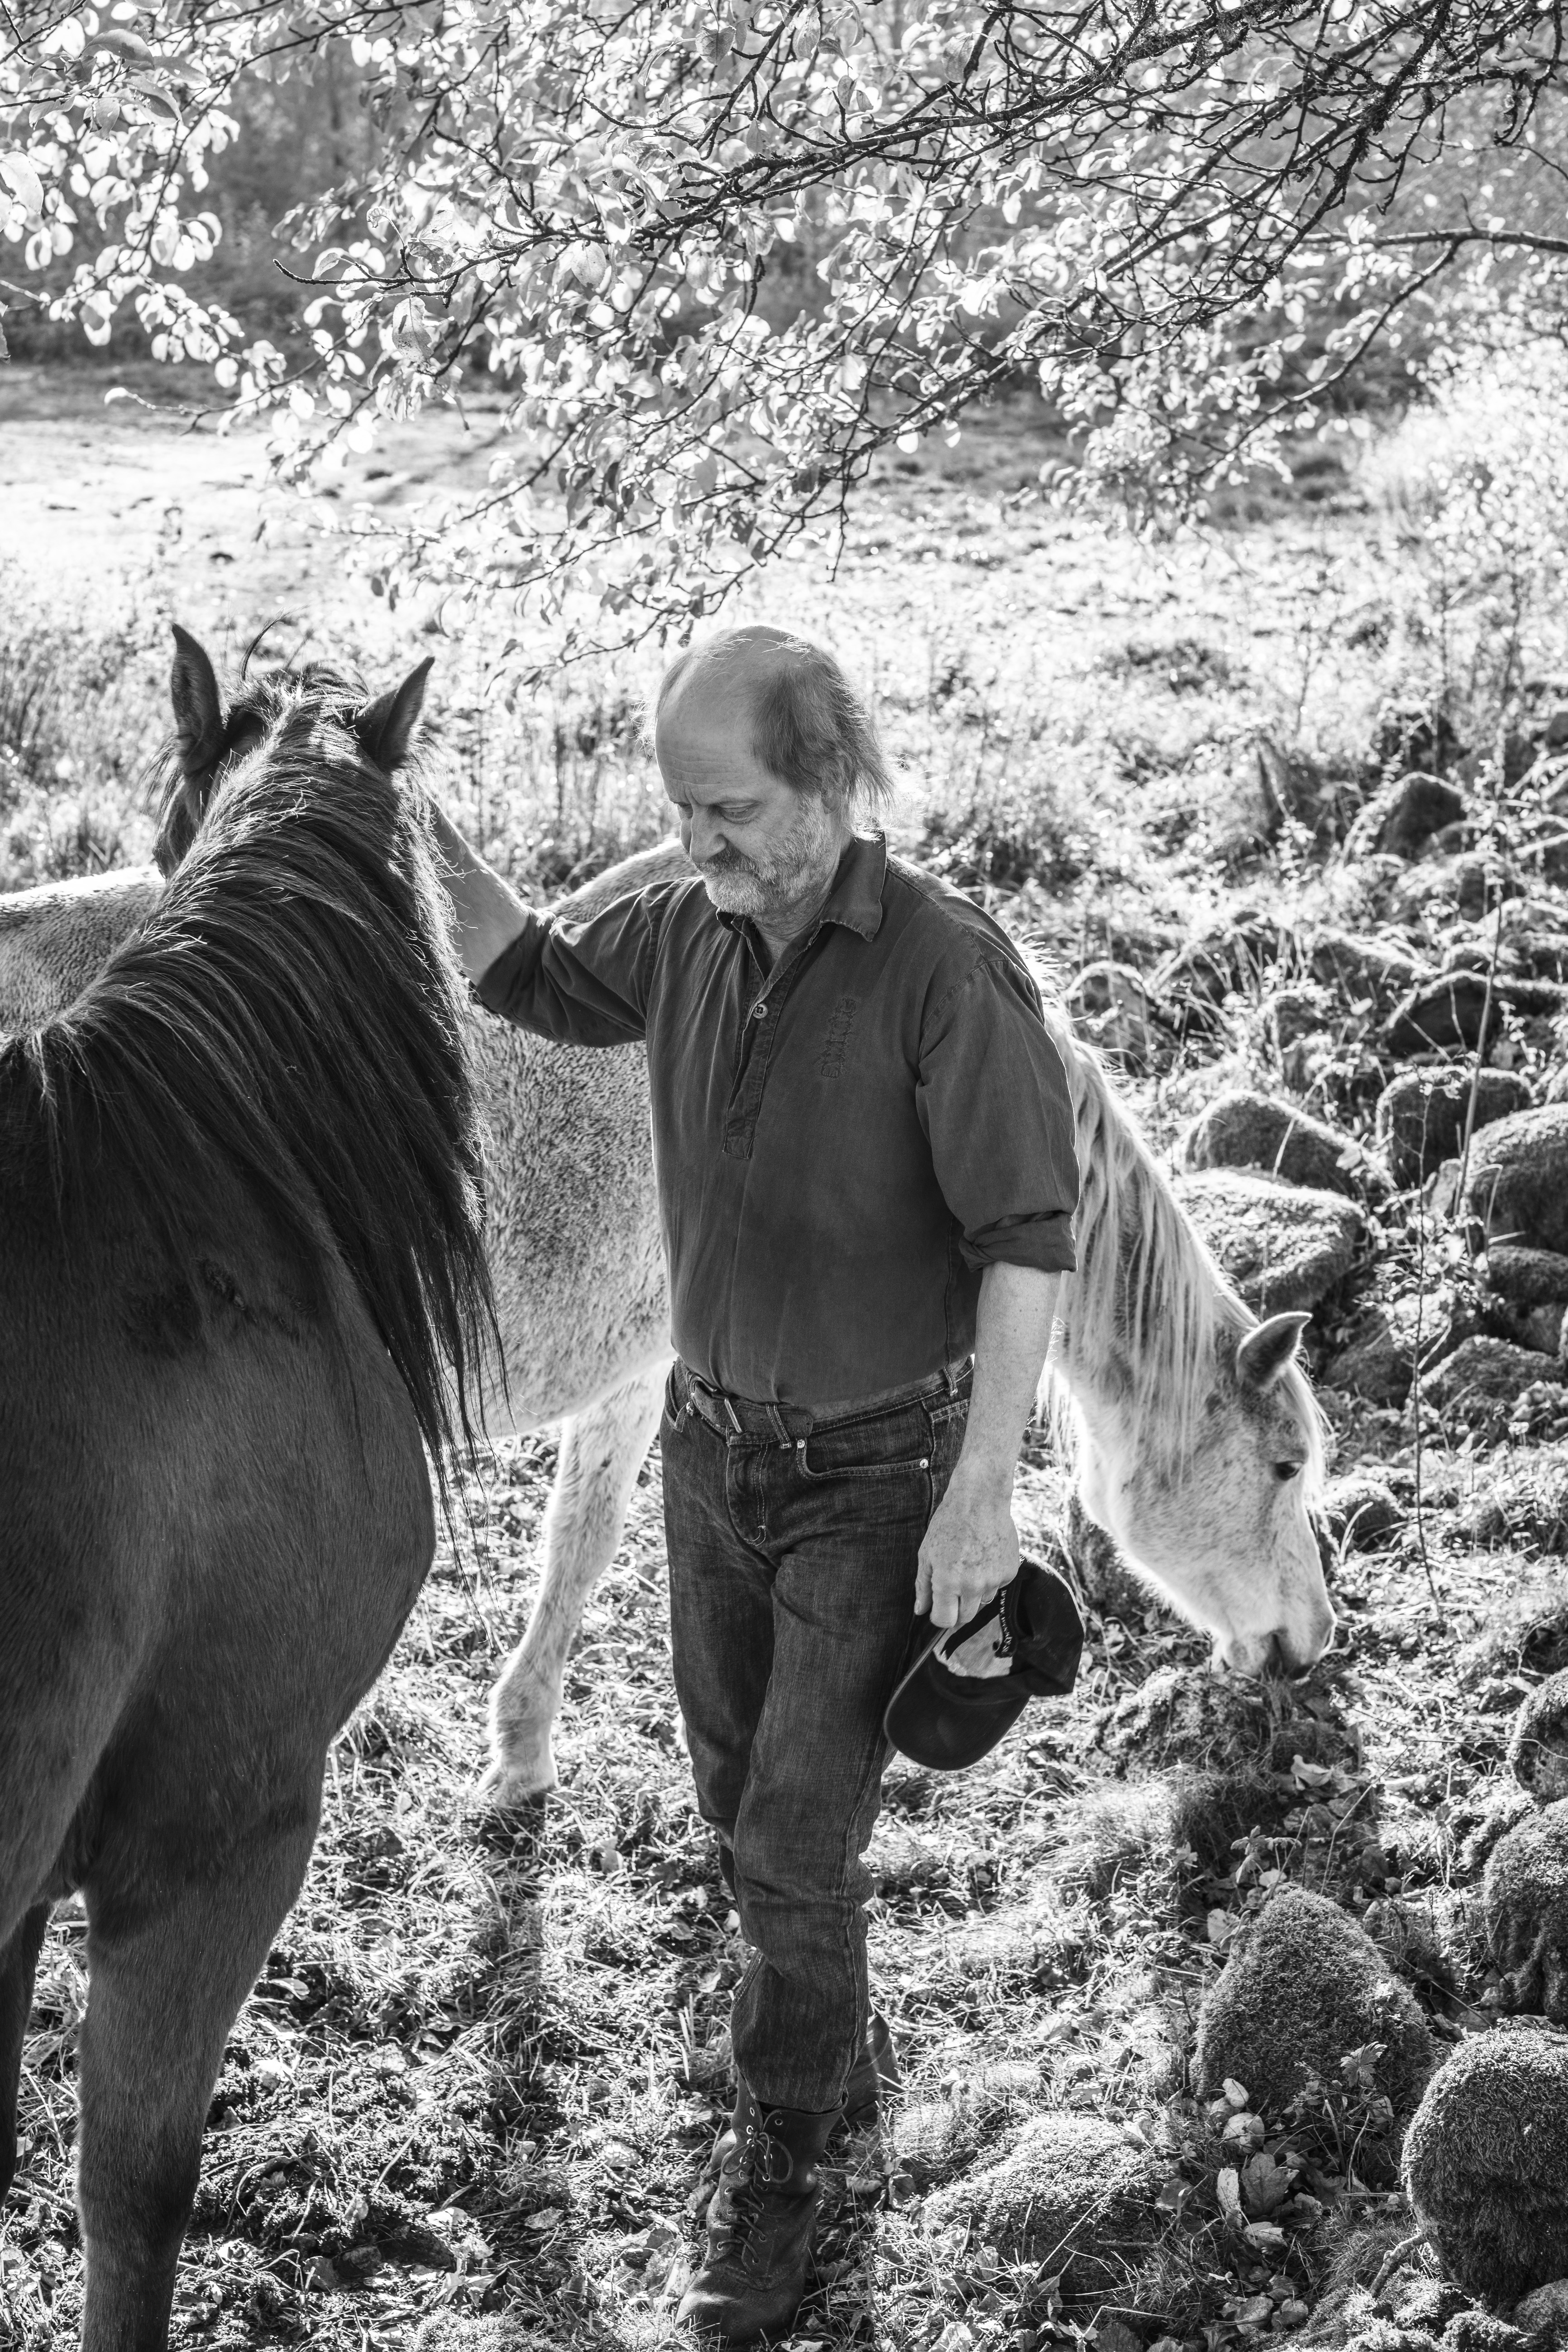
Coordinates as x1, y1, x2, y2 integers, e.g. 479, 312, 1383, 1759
430, 626, 1078, 2343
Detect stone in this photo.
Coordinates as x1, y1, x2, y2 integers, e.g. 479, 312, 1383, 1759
1324, 1305, 1421, 1405
1493, 1300, 1568, 1359
1177, 1088, 1388, 1200
1484, 1801, 1568, 2021
1321, 1475, 1404, 1552
921, 2114, 1163, 2284
1464, 1109, 1568, 1255
1370, 707, 1463, 778
1256, 737, 1357, 842
1384, 971, 1502, 1057
1176, 1170, 1366, 1315
1344, 771, 1467, 860
1501, 977, 1568, 1022
1403, 2027, 1568, 2302
1157, 916, 1286, 1009
1424, 1337, 1565, 1421
1090, 1664, 1276, 1779
1193, 1887, 1434, 2120
1481, 1249, 1568, 1358
1508, 1672, 1568, 1806
1483, 1247, 1568, 1307
1515, 933, 1568, 985
1305, 929, 1425, 1016
1066, 961, 1161, 1072
1376, 1069, 1534, 1189
1262, 986, 1334, 1054
1514, 2280, 1568, 2340
1452, 855, 1523, 923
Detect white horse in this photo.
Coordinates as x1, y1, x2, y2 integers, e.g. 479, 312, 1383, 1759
1, 850, 1334, 1802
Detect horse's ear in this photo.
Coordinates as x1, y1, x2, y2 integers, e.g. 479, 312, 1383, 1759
1236, 1312, 1311, 1391
170, 624, 225, 775
357, 656, 435, 773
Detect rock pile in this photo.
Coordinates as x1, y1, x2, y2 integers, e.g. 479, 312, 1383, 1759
1047, 726, 1568, 1415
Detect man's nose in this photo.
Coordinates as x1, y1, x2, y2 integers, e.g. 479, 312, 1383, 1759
688, 812, 722, 863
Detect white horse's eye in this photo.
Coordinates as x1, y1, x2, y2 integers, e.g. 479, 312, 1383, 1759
1274, 1461, 1303, 1482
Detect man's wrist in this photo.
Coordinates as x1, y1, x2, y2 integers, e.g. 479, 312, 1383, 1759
944, 1450, 1017, 1505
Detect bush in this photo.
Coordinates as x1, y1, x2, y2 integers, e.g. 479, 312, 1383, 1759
0, 565, 163, 887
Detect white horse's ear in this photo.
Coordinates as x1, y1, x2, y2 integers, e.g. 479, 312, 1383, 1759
1236, 1312, 1311, 1391
358, 656, 435, 773
170, 623, 224, 775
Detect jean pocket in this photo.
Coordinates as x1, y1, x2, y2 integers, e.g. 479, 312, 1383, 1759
794, 1403, 935, 1482
662, 1365, 692, 1436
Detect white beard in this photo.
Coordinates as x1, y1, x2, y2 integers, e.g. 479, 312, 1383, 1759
697, 792, 841, 918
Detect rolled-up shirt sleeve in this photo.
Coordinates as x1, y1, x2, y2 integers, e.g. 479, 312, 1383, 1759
916, 954, 1079, 1275
474, 886, 667, 1046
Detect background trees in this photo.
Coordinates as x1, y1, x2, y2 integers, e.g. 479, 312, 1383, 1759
4, 2, 1566, 658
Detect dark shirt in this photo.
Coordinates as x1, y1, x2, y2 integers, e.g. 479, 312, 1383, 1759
476, 832, 1079, 1405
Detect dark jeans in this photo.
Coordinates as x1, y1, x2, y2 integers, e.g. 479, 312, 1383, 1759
660, 1359, 970, 2112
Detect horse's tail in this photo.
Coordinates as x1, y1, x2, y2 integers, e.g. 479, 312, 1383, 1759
10, 746, 494, 1478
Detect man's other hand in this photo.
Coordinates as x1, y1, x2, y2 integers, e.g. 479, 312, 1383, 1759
915, 1463, 1019, 1636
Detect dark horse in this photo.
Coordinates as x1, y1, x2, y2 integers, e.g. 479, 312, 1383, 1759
0, 631, 494, 2352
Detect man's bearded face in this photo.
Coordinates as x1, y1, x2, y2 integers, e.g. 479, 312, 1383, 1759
696, 788, 840, 917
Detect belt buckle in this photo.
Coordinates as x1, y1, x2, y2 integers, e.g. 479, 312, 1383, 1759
690, 1369, 742, 1436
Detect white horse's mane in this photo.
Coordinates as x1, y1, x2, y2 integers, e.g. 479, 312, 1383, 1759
1040, 1002, 1325, 1492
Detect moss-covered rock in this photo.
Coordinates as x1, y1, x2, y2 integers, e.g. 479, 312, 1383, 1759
1089, 1665, 1276, 1779
1178, 1088, 1390, 1200
1464, 1109, 1568, 1258
1509, 1673, 1568, 1806
1176, 1170, 1367, 1315
1483, 1802, 1568, 2022
1376, 1070, 1532, 1190
1193, 1887, 1434, 2120
1403, 2027, 1568, 2302
920, 2112, 1164, 2287
1322, 1474, 1405, 1554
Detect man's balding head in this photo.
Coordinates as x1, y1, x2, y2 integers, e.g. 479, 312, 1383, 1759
655, 627, 893, 818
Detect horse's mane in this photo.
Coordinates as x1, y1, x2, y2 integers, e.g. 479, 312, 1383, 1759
1042, 1003, 1325, 1492
10, 682, 493, 1475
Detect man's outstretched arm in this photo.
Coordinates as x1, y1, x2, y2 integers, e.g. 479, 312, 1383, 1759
425, 801, 531, 985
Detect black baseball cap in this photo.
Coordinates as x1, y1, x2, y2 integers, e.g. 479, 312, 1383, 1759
883, 1556, 1084, 1771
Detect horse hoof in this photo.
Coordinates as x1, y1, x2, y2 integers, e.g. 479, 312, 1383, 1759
477, 1750, 557, 1808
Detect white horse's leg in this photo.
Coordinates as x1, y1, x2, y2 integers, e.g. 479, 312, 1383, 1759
483, 1364, 669, 1802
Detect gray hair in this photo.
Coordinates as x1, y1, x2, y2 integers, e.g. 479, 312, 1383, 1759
656, 627, 895, 817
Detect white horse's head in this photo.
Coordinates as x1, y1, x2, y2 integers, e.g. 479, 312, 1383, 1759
1045, 1011, 1335, 1679
1070, 1308, 1334, 1676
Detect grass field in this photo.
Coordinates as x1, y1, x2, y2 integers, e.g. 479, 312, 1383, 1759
5, 364, 1568, 2352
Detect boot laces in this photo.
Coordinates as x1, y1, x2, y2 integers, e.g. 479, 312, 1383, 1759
712, 2114, 791, 2259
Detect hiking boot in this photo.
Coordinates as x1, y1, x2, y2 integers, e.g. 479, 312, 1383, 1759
701, 2013, 901, 2186
678, 2087, 837, 2343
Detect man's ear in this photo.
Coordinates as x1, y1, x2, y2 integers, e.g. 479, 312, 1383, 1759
170, 623, 225, 776
357, 657, 435, 773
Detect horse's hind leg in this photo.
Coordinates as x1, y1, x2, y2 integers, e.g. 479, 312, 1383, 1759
484, 1363, 668, 1803
76, 1793, 320, 2352
0, 1902, 49, 2196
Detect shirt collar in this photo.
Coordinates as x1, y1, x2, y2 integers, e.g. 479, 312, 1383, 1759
715, 831, 887, 947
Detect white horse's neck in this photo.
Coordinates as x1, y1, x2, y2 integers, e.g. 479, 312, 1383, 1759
1042, 1010, 1228, 1474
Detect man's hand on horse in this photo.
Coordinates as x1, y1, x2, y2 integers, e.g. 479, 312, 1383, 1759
915, 1469, 1020, 1677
